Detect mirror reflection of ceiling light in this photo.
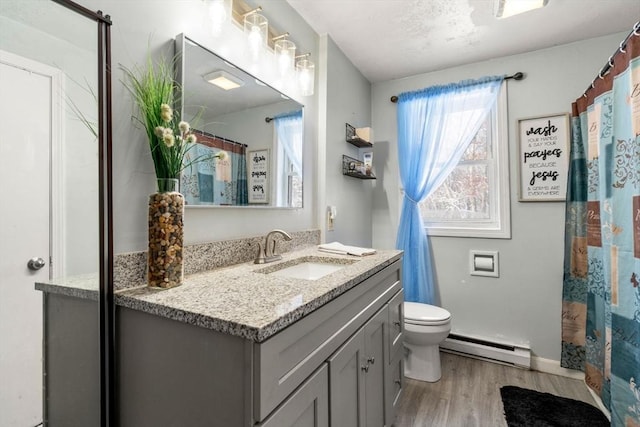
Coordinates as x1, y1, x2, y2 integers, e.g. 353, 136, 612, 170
495, 0, 548, 18
204, 70, 245, 90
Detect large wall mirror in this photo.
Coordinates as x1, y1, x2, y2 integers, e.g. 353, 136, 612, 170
175, 33, 304, 208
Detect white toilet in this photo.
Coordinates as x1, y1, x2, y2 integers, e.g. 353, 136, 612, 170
403, 302, 452, 382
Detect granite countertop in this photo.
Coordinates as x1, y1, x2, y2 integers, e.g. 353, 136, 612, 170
37, 246, 402, 343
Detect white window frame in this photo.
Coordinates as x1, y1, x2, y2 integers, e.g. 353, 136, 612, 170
421, 84, 511, 239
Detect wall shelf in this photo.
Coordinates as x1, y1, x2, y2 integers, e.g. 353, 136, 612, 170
345, 123, 373, 148
342, 155, 376, 180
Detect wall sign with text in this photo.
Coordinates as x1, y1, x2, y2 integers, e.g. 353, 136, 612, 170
248, 149, 270, 204
517, 113, 570, 202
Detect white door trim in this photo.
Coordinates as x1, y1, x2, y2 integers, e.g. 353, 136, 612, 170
0, 49, 65, 278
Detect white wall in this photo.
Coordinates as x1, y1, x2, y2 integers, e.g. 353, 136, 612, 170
322, 36, 373, 247
75, 0, 320, 252
371, 32, 627, 361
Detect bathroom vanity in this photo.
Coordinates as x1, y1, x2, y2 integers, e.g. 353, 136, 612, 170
37, 246, 404, 427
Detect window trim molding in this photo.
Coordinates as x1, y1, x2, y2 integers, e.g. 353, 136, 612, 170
422, 84, 511, 239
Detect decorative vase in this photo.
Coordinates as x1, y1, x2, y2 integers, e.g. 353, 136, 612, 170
147, 178, 184, 288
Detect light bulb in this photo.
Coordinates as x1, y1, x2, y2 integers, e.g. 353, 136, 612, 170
278, 51, 291, 75
274, 39, 296, 78
209, 0, 227, 37
248, 26, 262, 60
296, 59, 314, 96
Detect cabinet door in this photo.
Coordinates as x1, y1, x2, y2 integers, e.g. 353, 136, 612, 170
385, 354, 404, 427
387, 290, 404, 362
258, 364, 329, 427
328, 328, 366, 426
329, 307, 388, 427
363, 307, 387, 427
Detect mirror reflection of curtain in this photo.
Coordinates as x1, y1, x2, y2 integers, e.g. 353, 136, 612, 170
181, 130, 248, 205
274, 110, 303, 207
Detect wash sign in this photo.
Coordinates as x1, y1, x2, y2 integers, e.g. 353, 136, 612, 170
517, 113, 570, 202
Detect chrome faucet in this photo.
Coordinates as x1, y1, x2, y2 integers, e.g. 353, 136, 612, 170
254, 229, 293, 264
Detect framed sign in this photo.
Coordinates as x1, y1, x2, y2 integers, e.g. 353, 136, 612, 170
248, 149, 270, 204
517, 113, 570, 202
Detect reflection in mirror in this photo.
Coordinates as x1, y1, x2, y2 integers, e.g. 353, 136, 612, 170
175, 33, 303, 208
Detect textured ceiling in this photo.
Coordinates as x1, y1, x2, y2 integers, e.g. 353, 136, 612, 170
286, 0, 640, 82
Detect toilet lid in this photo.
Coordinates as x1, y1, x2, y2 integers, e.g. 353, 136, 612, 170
404, 302, 451, 325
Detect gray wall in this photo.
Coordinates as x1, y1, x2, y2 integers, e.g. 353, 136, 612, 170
371, 32, 627, 361
321, 36, 373, 247
75, 0, 320, 253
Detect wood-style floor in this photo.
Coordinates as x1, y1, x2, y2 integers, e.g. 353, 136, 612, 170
394, 352, 600, 427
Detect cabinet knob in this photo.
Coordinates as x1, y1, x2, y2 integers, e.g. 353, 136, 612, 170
395, 380, 402, 386
393, 321, 401, 328
367, 356, 375, 365
361, 365, 369, 373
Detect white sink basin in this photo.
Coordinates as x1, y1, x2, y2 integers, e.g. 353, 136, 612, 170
269, 262, 346, 280
257, 256, 357, 281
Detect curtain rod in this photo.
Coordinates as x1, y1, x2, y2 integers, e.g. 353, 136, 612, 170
389, 72, 525, 103
194, 129, 248, 147
582, 21, 639, 98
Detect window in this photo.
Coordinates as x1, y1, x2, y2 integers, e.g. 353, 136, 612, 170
420, 84, 510, 238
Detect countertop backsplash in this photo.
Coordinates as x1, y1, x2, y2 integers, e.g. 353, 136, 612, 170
113, 229, 321, 291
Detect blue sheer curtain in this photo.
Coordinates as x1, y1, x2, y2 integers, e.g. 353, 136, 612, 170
274, 110, 303, 175
396, 76, 504, 303
274, 110, 303, 206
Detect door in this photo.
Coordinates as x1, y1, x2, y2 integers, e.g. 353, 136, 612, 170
0, 53, 55, 427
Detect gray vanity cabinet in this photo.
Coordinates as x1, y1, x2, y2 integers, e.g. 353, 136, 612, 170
258, 364, 329, 427
329, 306, 387, 427
44, 258, 404, 426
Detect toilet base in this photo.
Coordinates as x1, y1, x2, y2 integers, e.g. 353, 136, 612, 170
404, 343, 442, 382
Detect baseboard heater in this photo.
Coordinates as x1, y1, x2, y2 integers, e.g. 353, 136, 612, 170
440, 334, 531, 369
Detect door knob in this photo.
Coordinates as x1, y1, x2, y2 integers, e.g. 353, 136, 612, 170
27, 257, 46, 271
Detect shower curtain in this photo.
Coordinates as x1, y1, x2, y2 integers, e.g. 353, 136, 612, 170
181, 132, 248, 205
561, 25, 639, 426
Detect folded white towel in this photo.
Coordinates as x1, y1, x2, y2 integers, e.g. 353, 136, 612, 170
318, 241, 377, 257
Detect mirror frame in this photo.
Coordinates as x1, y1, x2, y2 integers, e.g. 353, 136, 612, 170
174, 33, 304, 209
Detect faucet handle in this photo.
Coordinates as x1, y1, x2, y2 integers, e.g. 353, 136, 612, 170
254, 241, 266, 264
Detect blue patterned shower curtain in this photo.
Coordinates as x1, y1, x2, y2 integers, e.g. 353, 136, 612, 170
561, 25, 640, 426
181, 135, 248, 206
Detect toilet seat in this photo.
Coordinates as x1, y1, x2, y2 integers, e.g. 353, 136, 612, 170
404, 302, 451, 326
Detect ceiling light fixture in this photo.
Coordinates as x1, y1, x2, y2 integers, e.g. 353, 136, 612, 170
204, 70, 245, 90
273, 33, 296, 78
243, 7, 268, 62
495, 0, 548, 19
295, 53, 315, 96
